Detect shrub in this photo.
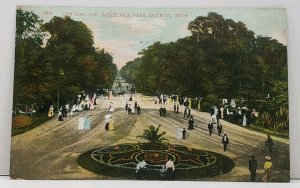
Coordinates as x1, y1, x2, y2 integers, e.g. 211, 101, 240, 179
12, 115, 32, 129
201, 94, 221, 112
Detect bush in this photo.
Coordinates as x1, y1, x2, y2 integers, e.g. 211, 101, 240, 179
12, 115, 32, 129
201, 94, 221, 112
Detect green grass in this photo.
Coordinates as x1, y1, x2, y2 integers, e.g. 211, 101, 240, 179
245, 125, 289, 139
11, 113, 50, 136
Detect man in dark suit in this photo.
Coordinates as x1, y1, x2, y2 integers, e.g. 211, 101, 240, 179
222, 134, 230, 151
249, 155, 257, 182
217, 123, 223, 136
182, 128, 186, 140
208, 122, 213, 135
188, 116, 194, 130
159, 106, 163, 116
162, 106, 167, 117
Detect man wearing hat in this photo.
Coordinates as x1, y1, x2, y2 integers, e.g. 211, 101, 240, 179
248, 155, 257, 181
263, 156, 273, 182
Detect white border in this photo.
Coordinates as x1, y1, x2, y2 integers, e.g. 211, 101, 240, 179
1, 0, 299, 182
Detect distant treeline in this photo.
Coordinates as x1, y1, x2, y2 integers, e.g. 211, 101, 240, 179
120, 12, 287, 101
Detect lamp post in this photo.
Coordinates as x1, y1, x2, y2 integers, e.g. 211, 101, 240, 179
57, 67, 64, 112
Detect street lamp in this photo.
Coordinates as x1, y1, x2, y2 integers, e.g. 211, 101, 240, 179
57, 67, 64, 112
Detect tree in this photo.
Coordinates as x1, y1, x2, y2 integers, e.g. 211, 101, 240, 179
41, 16, 117, 104
14, 11, 118, 111
136, 125, 168, 145
121, 12, 287, 103
14, 9, 48, 105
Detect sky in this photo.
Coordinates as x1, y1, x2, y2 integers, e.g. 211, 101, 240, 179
20, 6, 287, 69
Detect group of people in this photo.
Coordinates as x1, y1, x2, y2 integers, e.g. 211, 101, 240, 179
159, 106, 167, 117
136, 158, 175, 180
57, 105, 70, 121
125, 101, 141, 115
47, 91, 99, 122
78, 115, 91, 130
248, 154, 273, 182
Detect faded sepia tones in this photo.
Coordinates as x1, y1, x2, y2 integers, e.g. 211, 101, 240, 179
10, 6, 289, 182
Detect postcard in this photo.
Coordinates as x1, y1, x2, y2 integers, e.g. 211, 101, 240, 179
10, 6, 289, 182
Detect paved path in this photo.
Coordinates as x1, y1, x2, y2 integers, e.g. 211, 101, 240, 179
10, 81, 289, 181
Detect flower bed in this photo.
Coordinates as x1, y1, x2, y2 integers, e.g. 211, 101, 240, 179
77, 143, 234, 180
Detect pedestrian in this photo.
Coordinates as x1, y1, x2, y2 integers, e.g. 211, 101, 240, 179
208, 122, 213, 135
210, 106, 214, 116
217, 122, 223, 136
104, 114, 111, 131
222, 134, 230, 151
177, 127, 183, 140
165, 158, 175, 180
243, 114, 247, 126
48, 105, 54, 117
176, 103, 179, 113
109, 102, 115, 112
78, 115, 85, 130
108, 117, 114, 131
187, 108, 191, 118
249, 155, 257, 182
90, 99, 94, 110
84, 116, 91, 130
58, 108, 64, 121
182, 128, 186, 140
173, 102, 176, 113
62, 105, 67, 117
183, 108, 187, 118
188, 116, 194, 130
265, 134, 274, 154
125, 102, 128, 111
137, 104, 141, 114
159, 106, 163, 116
220, 106, 224, 119
263, 156, 272, 182
211, 114, 217, 124
127, 104, 132, 114
162, 106, 166, 117
132, 106, 135, 114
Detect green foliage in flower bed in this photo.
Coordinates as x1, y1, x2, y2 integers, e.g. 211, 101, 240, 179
11, 113, 50, 136
77, 143, 234, 180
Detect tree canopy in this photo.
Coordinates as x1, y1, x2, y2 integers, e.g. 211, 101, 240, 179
14, 9, 117, 109
121, 12, 288, 132
121, 12, 287, 101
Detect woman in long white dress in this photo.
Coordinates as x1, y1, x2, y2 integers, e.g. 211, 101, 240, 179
70, 105, 76, 116
242, 114, 247, 126
177, 127, 183, 140
78, 115, 85, 130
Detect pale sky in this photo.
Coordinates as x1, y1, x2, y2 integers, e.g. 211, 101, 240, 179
20, 6, 287, 69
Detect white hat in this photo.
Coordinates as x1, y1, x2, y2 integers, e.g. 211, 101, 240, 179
265, 156, 271, 160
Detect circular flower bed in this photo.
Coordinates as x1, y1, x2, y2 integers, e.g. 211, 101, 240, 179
78, 143, 234, 180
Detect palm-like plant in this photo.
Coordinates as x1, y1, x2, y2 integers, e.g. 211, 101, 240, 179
137, 125, 168, 145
